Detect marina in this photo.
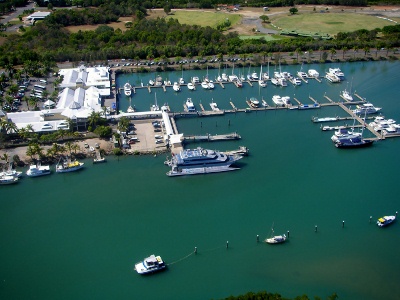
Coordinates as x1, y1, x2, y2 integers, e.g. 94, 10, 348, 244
1, 61, 400, 300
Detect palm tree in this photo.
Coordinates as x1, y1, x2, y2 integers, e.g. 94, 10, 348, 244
71, 143, 80, 155
65, 141, 73, 156
87, 111, 101, 130
330, 48, 337, 60
117, 116, 130, 133
342, 46, 348, 59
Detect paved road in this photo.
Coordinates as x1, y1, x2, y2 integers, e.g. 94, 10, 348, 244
1, 2, 35, 31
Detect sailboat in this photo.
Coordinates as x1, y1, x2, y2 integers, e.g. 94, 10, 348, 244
179, 69, 185, 85
265, 223, 287, 244
217, 64, 222, 82
246, 65, 253, 80
258, 65, 267, 88
334, 110, 374, 148
127, 97, 135, 113
151, 92, 160, 111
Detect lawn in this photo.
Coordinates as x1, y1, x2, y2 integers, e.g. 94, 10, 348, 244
165, 10, 241, 29
271, 12, 398, 35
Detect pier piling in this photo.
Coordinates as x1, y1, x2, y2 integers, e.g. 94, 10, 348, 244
315, 225, 318, 232
287, 231, 290, 238
342, 220, 345, 228
194, 247, 197, 254
257, 235, 259, 243
226, 241, 229, 249
370, 216, 372, 223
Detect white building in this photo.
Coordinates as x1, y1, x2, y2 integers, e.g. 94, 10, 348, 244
58, 65, 111, 97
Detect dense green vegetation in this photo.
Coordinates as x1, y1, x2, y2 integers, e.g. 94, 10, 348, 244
1, 12, 399, 67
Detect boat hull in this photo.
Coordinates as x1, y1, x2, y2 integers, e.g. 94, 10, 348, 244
335, 139, 374, 148
167, 166, 240, 177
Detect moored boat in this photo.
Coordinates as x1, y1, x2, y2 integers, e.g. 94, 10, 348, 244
186, 98, 196, 112
265, 234, 287, 244
26, 163, 51, 177
377, 215, 396, 227
272, 95, 284, 107
166, 147, 242, 177
341, 89, 353, 101
308, 69, 319, 78
56, 158, 84, 173
249, 97, 259, 108
172, 82, 180, 92
334, 136, 374, 148
0, 175, 19, 185
353, 103, 382, 115
135, 254, 166, 274
187, 82, 195, 91
124, 82, 132, 96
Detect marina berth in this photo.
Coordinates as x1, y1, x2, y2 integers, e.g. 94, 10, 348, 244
135, 254, 166, 275
208, 81, 215, 89
383, 124, 400, 136
221, 73, 228, 81
281, 96, 291, 105
192, 76, 200, 84
377, 216, 396, 227
270, 78, 279, 86
325, 72, 341, 83
251, 72, 259, 80
249, 97, 260, 108
328, 67, 345, 79
353, 103, 382, 115
201, 81, 209, 89
166, 147, 242, 176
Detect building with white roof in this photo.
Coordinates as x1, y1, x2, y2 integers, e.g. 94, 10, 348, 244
58, 65, 111, 97
7, 86, 104, 133
25, 11, 51, 25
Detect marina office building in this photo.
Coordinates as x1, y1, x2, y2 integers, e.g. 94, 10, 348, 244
7, 66, 111, 133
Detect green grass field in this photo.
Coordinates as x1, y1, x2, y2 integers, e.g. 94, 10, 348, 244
166, 11, 241, 29
271, 12, 398, 35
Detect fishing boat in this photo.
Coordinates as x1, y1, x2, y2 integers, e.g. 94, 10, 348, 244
56, 158, 84, 173
0, 174, 19, 185
377, 215, 396, 227
124, 82, 132, 96
135, 254, 166, 275
26, 163, 51, 177
186, 98, 196, 112
166, 147, 242, 177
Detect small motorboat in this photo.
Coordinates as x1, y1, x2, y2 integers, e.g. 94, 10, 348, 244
377, 215, 396, 227
135, 254, 166, 275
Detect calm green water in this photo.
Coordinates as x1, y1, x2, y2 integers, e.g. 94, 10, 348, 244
1, 61, 400, 300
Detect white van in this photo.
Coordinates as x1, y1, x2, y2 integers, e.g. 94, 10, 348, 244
39, 79, 47, 84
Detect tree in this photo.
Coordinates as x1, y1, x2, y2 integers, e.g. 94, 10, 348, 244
164, 4, 171, 15
289, 7, 298, 15
117, 116, 130, 133
259, 15, 269, 23
87, 111, 102, 130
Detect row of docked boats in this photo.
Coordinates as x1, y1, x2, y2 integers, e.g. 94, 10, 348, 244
0, 158, 86, 185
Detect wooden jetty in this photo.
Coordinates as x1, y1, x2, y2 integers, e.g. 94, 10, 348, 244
219, 82, 224, 89
324, 95, 334, 103
183, 132, 241, 143
230, 102, 237, 110
338, 103, 383, 139
309, 96, 318, 104
246, 80, 253, 87
147, 86, 151, 93
262, 99, 269, 107
199, 103, 205, 111
163, 86, 166, 92
293, 97, 301, 105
